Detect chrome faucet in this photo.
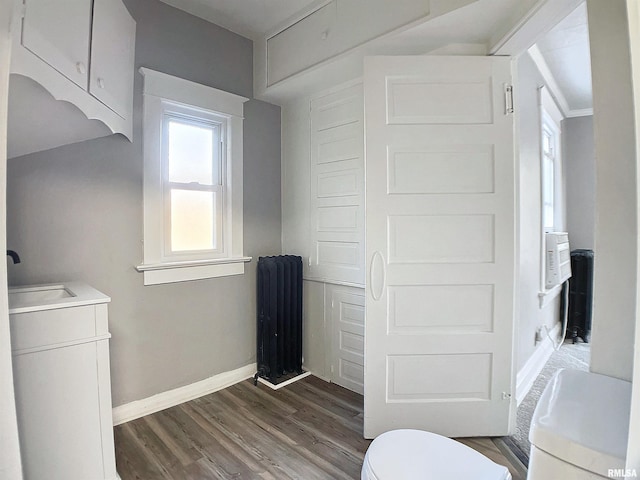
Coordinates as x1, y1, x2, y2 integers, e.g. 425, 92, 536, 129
7, 250, 20, 264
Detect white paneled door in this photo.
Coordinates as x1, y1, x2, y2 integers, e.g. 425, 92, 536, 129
364, 56, 516, 438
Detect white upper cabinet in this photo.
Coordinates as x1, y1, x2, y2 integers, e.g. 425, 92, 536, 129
264, 0, 431, 88
22, 0, 92, 90
11, 0, 136, 145
90, 0, 136, 119
267, 1, 337, 85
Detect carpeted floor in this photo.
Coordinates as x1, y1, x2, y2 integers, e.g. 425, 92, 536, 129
508, 340, 590, 465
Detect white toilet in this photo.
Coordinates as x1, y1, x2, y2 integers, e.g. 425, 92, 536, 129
361, 429, 512, 480
527, 368, 632, 479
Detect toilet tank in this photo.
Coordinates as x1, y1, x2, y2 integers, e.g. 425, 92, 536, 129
529, 369, 631, 478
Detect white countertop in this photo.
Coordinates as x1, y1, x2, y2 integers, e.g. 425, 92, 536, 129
8, 281, 111, 314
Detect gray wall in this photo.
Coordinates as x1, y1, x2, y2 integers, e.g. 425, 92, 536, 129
564, 116, 595, 250
6, 0, 282, 407
515, 53, 563, 372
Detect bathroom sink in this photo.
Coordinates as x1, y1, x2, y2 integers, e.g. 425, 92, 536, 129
9, 285, 73, 306
8, 282, 110, 314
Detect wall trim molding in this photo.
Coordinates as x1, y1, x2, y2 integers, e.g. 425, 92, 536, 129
566, 107, 594, 118
528, 45, 593, 119
516, 322, 562, 405
112, 363, 256, 426
529, 45, 571, 118
303, 276, 365, 290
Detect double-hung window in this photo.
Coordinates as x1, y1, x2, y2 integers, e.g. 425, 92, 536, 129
163, 105, 224, 256
137, 68, 250, 285
538, 85, 565, 300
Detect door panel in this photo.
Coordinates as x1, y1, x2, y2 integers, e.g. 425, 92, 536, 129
90, 0, 136, 118
328, 285, 365, 394
22, 0, 91, 89
364, 55, 516, 438
309, 83, 365, 285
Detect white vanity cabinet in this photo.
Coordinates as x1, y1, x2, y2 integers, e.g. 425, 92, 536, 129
11, 0, 136, 141
9, 283, 118, 480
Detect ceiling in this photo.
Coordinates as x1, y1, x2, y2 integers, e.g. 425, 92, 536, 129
390, 0, 538, 51
160, 0, 536, 45
158, 0, 324, 40
158, 0, 593, 112
534, 2, 592, 112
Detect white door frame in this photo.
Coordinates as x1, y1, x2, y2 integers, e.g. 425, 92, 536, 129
0, 0, 23, 478
624, 0, 640, 472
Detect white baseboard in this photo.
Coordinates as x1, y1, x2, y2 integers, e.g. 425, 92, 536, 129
516, 323, 561, 406
112, 363, 256, 426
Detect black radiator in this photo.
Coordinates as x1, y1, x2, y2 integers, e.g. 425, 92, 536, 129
255, 255, 303, 385
568, 249, 594, 343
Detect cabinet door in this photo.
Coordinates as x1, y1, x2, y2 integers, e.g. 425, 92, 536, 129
329, 286, 365, 394
309, 83, 365, 285
22, 0, 92, 89
13, 344, 105, 480
267, 1, 337, 85
90, 0, 136, 119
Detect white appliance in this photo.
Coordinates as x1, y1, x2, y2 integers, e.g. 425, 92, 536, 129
545, 232, 571, 288
527, 369, 631, 479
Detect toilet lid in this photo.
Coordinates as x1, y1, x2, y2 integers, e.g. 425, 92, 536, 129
363, 430, 510, 480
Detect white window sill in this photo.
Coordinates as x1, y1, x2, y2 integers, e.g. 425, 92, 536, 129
136, 257, 252, 285
538, 283, 563, 308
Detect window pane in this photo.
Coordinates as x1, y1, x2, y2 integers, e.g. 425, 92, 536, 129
542, 155, 555, 230
543, 204, 554, 229
170, 189, 216, 252
167, 119, 218, 185
543, 131, 551, 155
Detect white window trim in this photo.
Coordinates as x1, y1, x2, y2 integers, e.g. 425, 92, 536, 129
538, 85, 565, 306
137, 68, 250, 285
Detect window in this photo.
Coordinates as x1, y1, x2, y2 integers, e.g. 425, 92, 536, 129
539, 85, 565, 300
541, 121, 556, 232
137, 68, 250, 285
164, 105, 224, 256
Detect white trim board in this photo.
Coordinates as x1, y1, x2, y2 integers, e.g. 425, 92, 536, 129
112, 363, 256, 426
257, 371, 312, 390
490, 0, 584, 56
528, 45, 593, 119
516, 322, 562, 406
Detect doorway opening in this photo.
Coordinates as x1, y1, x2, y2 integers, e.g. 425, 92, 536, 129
509, 1, 595, 465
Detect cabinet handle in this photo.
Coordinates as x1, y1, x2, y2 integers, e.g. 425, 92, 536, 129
76, 62, 86, 75
97, 78, 105, 89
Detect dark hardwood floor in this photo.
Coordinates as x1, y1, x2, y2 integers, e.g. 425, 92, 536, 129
114, 376, 523, 480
